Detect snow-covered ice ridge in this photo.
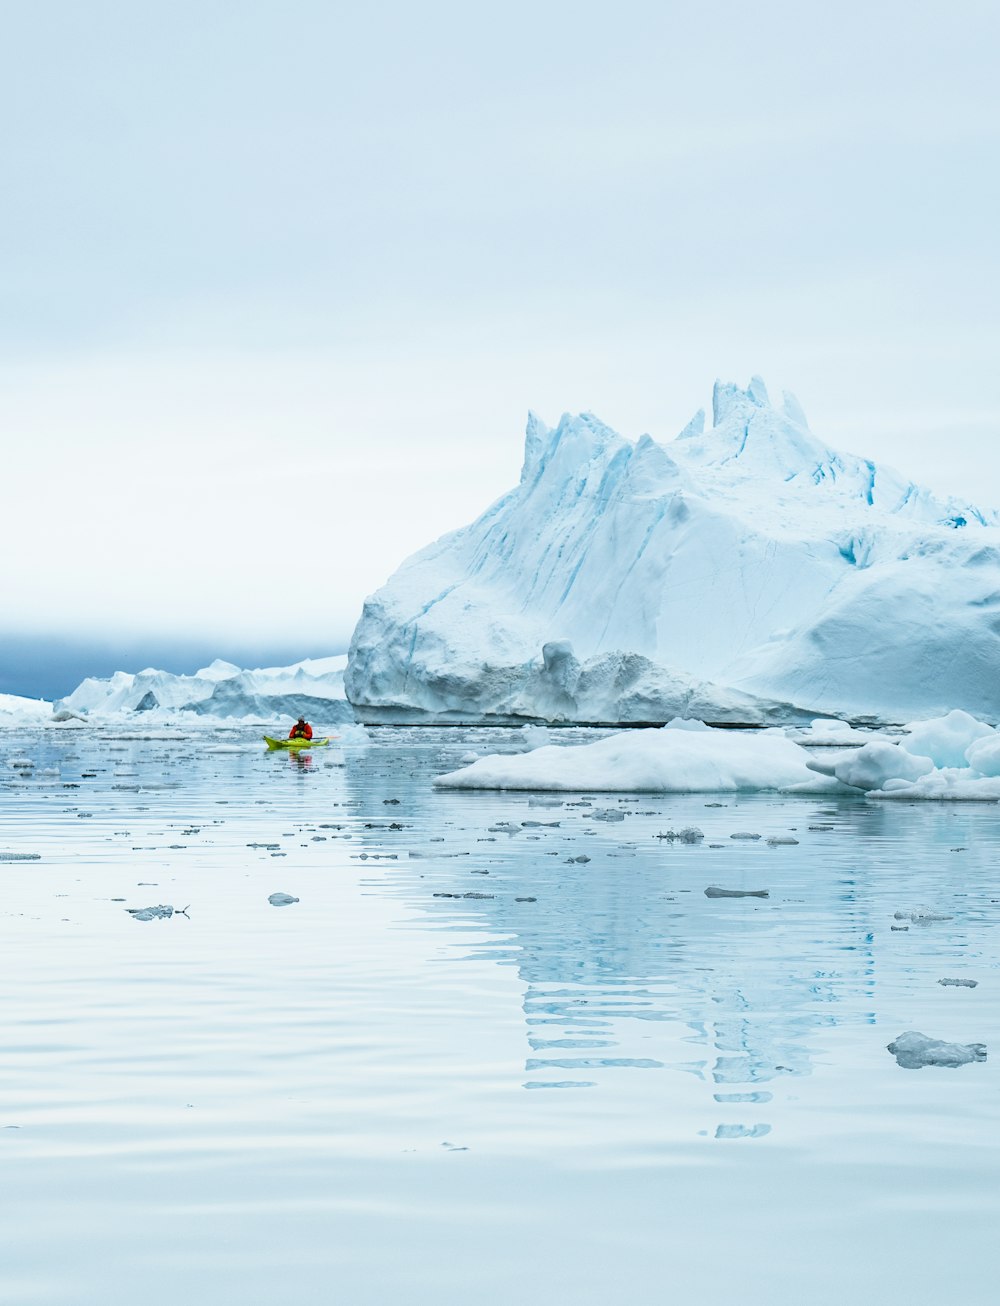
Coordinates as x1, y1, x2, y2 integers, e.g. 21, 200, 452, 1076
347, 378, 1000, 726
47, 655, 353, 725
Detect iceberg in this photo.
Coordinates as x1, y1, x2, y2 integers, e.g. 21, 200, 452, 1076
347, 379, 1000, 726
0, 692, 54, 725
53, 655, 354, 725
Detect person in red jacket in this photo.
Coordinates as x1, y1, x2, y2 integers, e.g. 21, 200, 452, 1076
288, 717, 313, 740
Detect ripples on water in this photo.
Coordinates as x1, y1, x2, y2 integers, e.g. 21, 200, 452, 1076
1, 726, 998, 1304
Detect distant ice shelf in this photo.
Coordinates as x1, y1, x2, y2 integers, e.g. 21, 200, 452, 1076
346, 377, 1000, 726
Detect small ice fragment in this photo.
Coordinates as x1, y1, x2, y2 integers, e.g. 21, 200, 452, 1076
715, 1124, 771, 1139
705, 887, 769, 899
730, 832, 761, 840
515, 896, 537, 902
0, 852, 42, 861
766, 836, 799, 845
268, 892, 299, 907
893, 908, 953, 923
939, 978, 978, 988
126, 904, 183, 921
589, 810, 625, 823
887, 1031, 986, 1069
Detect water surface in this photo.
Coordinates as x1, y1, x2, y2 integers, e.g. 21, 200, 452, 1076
2, 726, 998, 1303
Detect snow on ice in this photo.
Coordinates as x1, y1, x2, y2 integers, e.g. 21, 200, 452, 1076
347, 378, 1000, 726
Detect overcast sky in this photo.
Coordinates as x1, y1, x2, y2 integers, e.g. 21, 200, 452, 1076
2, 0, 999, 695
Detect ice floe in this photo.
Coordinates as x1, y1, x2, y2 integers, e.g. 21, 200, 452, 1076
435, 721, 836, 793
436, 710, 1000, 799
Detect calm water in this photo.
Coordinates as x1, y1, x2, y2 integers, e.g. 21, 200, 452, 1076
1, 725, 998, 1304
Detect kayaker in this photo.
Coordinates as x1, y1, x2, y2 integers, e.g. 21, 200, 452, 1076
288, 717, 313, 741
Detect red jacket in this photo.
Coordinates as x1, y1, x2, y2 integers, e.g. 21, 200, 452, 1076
289, 722, 313, 740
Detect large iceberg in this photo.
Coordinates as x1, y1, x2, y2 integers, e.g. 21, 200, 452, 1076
347, 379, 1000, 726
54, 655, 354, 725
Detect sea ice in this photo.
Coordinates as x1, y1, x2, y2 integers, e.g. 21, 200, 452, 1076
435, 725, 827, 793
268, 893, 299, 906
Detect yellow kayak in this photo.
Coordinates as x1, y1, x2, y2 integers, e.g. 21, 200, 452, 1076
263, 735, 334, 751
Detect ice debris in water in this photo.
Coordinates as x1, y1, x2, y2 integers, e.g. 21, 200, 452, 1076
268, 893, 299, 907
0, 852, 42, 861
939, 978, 978, 988
705, 887, 769, 899
126, 904, 187, 921
766, 835, 799, 845
657, 827, 705, 843
893, 908, 953, 923
887, 1032, 986, 1069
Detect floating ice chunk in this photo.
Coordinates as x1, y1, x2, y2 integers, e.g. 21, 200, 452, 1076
676, 827, 704, 843
268, 892, 299, 907
808, 740, 934, 792
964, 734, 1000, 776
0, 852, 41, 861
791, 719, 884, 745
875, 771, 1000, 800
715, 1123, 771, 1138
887, 1031, 986, 1069
766, 835, 799, 845
893, 908, 953, 923
520, 724, 552, 750
730, 832, 761, 840
126, 904, 185, 921
939, 978, 978, 988
705, 887, 769, 898
900, 710, 996, 769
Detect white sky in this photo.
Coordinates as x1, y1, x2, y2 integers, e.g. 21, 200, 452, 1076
2, 0, 999, 663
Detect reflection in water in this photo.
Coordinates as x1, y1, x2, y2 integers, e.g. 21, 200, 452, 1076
341, 727, 998, 1140
338, 731, 927, 1133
